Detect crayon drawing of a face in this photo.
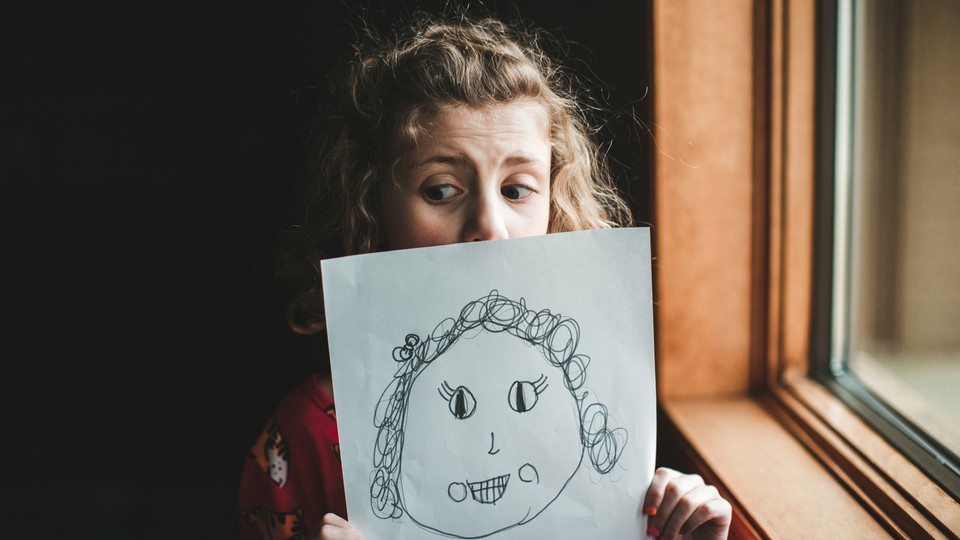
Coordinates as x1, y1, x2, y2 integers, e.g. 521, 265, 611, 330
400, 330, 583, 537
370, 291, 625, 539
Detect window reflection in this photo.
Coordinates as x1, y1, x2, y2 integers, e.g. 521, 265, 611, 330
847, 0, 960, 455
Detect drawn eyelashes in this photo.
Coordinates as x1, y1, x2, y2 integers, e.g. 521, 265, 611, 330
440, 382, 477, 419
439, 376, 548, 418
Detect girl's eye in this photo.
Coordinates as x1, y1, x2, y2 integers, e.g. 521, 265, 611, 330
439, 382, 477, 419
501, 184, 533, 200
508, 375, 548, 413
423, 184, 462, 202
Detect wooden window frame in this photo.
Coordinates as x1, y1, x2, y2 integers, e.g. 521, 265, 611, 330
651, 0, 960, 537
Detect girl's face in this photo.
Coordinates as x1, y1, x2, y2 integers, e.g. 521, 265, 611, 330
380, 101, 552, 249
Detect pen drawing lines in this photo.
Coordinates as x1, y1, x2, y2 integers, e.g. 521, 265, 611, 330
370, 290, 628, 538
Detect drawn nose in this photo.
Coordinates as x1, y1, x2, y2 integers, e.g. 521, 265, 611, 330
487, 432, 500, 455
463, 194, 508, 242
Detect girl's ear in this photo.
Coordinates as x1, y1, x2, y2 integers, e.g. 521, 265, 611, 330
286, 289, 326, 335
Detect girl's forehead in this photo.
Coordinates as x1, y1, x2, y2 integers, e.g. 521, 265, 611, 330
417, 100, 551, 138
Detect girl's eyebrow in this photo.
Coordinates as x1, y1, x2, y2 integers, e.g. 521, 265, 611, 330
503, 155, 547, 168
415, 155, 470, 168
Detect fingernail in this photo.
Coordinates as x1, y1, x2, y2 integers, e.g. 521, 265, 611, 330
644, 505, 658, 516
647, 524, 660, 537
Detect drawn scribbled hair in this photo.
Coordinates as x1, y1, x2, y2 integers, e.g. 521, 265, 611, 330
370, 290, 626, 519
279, 11, 632, 292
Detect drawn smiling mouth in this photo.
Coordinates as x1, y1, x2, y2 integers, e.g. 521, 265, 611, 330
468, 473, 510, 504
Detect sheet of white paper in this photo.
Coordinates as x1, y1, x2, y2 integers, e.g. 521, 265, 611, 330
323, 228, 656, 540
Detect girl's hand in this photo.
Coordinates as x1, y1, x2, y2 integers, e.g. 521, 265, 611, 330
311, 513, 363, 540
643, 467, 732, 540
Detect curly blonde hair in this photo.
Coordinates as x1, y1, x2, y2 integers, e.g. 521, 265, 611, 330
293, 13, 631, 264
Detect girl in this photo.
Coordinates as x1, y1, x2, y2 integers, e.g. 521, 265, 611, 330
240, 13, 732, 540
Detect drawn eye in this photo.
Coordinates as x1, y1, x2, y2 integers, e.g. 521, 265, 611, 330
508, 375, 548, 413
439, 382, 477, 419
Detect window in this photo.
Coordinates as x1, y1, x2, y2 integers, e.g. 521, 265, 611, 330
652, 0, 960, 536
819, 0, 960, 498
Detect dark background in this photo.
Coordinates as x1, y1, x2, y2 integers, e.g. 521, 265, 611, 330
4, 1, 652, 537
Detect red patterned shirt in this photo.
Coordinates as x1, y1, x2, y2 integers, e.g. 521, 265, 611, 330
239, 376, 346, 540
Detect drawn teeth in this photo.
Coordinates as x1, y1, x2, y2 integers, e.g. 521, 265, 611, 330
468, 473, 510, 504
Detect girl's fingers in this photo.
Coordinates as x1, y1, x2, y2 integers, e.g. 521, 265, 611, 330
318, 513, 363, 540
643, 467, 680, 515
322, 513, 351, 528
645, 469, 705, 536
659, 484, 719, 538
680, 497, 733, 539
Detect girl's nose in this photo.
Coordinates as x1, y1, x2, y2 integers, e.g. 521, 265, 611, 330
462, 192, 509, 242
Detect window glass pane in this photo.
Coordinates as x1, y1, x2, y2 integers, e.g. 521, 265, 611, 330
846, 0, 960, 456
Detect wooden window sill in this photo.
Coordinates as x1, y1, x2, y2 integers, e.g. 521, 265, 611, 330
660, 385, 960, 539
662, 395, 887, 538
